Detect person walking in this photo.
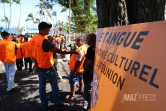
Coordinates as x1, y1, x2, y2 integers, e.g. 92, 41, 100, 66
16, 37, 23, 74
29, 22, 77, 110
21, 36, 33, 74
0, 31, 17, 93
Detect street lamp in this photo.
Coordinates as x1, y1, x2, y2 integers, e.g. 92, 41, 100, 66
65, 0, 72, 61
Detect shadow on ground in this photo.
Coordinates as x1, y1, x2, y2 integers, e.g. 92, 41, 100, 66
0, 71, 87, 111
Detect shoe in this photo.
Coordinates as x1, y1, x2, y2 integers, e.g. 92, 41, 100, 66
17, 71, 22, 74
75, 89, 83, 94
54, 101, 64, 107
29, 71, 34, 74
59, 79, 66, 83
64, 96, 75, 102
83, 101, 88, 109
24, 68, 28, 71
43, 106, 49, 111
7, 88, 17, 95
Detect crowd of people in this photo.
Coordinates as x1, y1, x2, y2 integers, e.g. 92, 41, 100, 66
0, 21, 96, 111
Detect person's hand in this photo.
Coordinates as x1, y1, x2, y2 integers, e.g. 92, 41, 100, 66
33, 64, 38, 73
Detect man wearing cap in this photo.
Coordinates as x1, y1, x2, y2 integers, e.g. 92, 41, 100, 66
0, 31, 18, 93
29, 22, 78, 110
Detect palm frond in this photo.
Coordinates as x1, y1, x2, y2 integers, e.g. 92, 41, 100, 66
61, 7, 67, 13
25, 18, 32, 21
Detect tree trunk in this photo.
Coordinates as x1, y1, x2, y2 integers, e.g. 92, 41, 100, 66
3, 3, 7, 29
96, 0, 129, 28
126, 0, 165, 24
46, 15, 48, 22
18, 3, 21, 28
53, 17, 54, 26
96, 0, 165, 28
40, 15, 42, 21
33, 21, 34, 29
9, 3, 12, 32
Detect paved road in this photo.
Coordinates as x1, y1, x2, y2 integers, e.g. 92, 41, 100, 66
0, 60, 86, 111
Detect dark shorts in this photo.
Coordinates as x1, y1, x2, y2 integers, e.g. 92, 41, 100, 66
69, 71, 83, 84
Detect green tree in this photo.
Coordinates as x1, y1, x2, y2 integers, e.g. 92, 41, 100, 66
16, 27, 24, 34
34, 18, 41, 24
36, 2, 53, 22
0, 27, 3, 33
25, 13, 35, 28
1, 0, 11, 30
42, 0, 97, 33
1, 16, 10, 30
9, 0, 12, 31
51, 11, 57, 25
96, 0, 165, 28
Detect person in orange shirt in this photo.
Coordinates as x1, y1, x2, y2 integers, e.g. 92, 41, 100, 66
29, 22, 78, 110
17, 35, 23, 43
21, 36, 33, 74
0, 31, 17, 93
16, 36, 23, 74
52, 35, 57, 45
66, 37, 87, 101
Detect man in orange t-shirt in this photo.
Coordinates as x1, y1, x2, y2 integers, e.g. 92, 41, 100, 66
16, 35, 23, 73
21, 36, 33, 73
29, 22, 80, 110
0, 31, 17, 93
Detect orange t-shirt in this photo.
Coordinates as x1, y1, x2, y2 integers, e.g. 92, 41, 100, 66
16, 43, 23, 59
29, 34, 54, 69
21, 42, 30, 58
0, 39, 17, 63
69, 44, 87, 72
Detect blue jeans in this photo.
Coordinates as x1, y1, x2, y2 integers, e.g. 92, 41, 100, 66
4, 62, 16, 91
37, 67, 62, 109
69, 71, 83, 84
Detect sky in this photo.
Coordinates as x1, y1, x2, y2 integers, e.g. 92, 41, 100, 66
0, 0, 68, 29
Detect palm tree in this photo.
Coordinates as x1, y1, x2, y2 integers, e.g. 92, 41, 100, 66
25, 13, 35, 29
13, 0, 21, 28
1, 0, 11, 29
0, 27, 3, 33
16, 27, 23, 34
1, 16, 10, 30
35, 2, 52, 22
9, 0, 12, 31
34, 18, 40, 24
51, 11, 57, 26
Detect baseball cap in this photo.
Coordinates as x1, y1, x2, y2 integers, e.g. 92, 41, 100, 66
38, 22, 52, 30
1, 31, 9, 36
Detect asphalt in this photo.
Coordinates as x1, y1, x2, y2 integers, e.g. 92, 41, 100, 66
0, 57, 86, 111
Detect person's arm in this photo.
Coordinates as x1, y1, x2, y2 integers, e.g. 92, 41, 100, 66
50, 46, 78, 54
42, 39, 78, 54
30, 56, 38, 73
